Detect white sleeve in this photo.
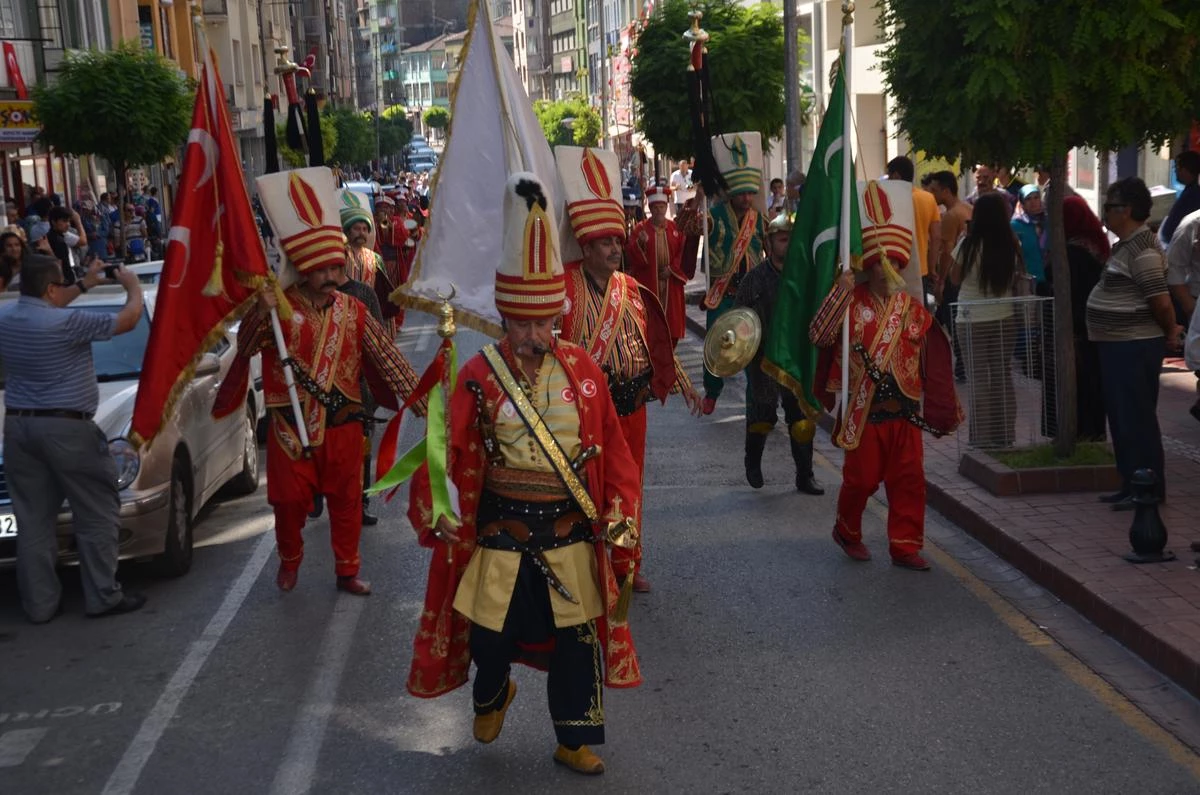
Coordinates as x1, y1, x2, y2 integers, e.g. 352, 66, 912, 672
1166, 223, 1196, 287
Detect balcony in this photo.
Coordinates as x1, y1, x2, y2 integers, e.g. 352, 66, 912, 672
203, 0, 228, 15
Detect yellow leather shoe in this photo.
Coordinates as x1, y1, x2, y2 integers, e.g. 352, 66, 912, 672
553, 744, 605, 775
472, 680, 517, 743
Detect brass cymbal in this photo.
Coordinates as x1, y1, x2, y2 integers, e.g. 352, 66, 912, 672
703, 307, 762, 377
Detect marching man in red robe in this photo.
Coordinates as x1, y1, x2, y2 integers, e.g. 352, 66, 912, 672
555, 146, 700, 595
625, 185, 694, 346
408, 173, 642, 775
216, 167, 422, 594
810, 180, 962, 571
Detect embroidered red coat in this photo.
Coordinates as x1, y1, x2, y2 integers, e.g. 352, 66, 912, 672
560, 262, 676, 403
625, 218, 693, 341
213, 289, 420, 457
810, 281, 962, 450
405, 340, 643, 698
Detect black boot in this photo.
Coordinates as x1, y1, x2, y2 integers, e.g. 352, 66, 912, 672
791, 439, 824, 495
361, 457, 378, 526
309, 494, 324, 518
744, 432, 768, 489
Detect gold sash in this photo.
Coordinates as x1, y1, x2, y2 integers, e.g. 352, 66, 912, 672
481, 345, 599, 522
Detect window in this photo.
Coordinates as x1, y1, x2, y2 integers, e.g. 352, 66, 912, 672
251, 44, 261, 85
232, 39, 244, 85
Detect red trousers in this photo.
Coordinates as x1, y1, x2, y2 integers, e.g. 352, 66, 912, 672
836, 420, 926, 558
611, 405, 647, 580
267, 421, 365, 577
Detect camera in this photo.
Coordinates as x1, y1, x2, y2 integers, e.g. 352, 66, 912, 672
104, 264, 121, 279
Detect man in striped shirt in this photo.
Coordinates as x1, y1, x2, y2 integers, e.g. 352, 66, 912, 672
1087, 177, 1184, 509
0, 256, 147, 622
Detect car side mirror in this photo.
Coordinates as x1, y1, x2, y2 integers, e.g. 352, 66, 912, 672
195, 352, 221, 378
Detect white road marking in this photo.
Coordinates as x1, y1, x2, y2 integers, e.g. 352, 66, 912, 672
268, 594, 366, 795
101, 522, 276, 795
0, 729, 48, 768
413, 325, 434, 353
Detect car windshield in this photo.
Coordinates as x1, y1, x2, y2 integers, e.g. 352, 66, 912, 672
0, 306, 149, 388
93, 308, 151, 382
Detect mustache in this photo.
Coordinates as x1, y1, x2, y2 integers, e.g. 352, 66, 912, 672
321, 281, 337, 289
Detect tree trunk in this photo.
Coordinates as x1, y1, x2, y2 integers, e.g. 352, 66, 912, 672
1048, 153, 1078, 457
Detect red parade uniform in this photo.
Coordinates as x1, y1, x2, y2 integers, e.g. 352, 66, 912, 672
625, 217, 693, 343
809, 180, 962, 567
215, 166, 429, 589
811, 282, 932, 557
561, 263, 685, 581
406, 340, 643, 698
228, 289, 421, 575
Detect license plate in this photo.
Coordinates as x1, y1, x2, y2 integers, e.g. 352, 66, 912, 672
0, 513, 16, 538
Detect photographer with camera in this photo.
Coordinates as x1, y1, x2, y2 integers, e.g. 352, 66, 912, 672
0, 257, 147, 623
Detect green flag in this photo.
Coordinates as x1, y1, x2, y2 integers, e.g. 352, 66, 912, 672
762, 65, 862, 415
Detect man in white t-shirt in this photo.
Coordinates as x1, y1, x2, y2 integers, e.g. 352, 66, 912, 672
669, 160, 692, 217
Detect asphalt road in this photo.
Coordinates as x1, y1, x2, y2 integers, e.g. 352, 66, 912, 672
2, 320, 1199, 794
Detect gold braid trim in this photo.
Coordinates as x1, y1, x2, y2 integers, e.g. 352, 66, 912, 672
759, 358, 824, 420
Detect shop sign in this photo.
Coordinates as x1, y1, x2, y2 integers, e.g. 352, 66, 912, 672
0, 100, 38, 143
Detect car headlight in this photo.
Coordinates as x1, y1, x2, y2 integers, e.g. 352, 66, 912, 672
109, 438, 141, 490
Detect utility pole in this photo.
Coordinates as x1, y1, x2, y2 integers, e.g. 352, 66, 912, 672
782, 0, 801, 174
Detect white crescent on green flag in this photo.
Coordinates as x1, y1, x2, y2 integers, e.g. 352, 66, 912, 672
762, 64, 862, 414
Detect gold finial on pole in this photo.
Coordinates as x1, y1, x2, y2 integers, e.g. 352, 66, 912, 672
841, 1, 855, 25
436, 285, 458, 339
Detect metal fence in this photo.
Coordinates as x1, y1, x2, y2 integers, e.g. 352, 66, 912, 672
951, 295, 1056, 453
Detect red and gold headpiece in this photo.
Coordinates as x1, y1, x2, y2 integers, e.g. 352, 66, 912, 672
494, 173, 565, 319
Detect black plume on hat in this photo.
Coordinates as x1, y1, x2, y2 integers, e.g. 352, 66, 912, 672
514, 178, 547, 211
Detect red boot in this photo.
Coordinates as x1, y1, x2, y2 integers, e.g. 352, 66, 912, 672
336, 576, 372, 595
831, 528, 871, 562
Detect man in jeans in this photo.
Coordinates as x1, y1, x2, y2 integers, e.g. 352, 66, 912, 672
0, 256, 147, 622
1087, 177, 1184, 510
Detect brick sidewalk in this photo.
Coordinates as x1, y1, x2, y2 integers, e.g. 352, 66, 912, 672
683, 297, 1200, 699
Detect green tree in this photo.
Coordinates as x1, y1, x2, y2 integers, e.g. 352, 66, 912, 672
629, 0, 791, 159
879, 0, 1200, 455
33, 42, 192, 195
379, 114, 413, 160
327, 107, 376, 166
533, 95, 602, 147
277, 114, 338, 169
423, 106, 451, 132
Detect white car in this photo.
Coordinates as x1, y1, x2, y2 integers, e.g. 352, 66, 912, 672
0, 286, 259, 576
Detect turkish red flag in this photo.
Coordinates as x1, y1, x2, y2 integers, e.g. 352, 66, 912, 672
130, 50, 270, 446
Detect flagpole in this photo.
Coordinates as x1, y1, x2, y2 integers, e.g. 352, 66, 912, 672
192, 2, 310, 453
838, 2, 853, 421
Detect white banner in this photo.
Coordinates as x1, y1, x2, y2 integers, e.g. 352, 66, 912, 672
397, 0, 559, 335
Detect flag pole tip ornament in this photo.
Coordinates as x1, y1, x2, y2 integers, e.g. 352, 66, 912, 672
437, 285, 458, 338
555, 146, 626, 246
858, 179, 912, 293
495, 172, 566, 320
